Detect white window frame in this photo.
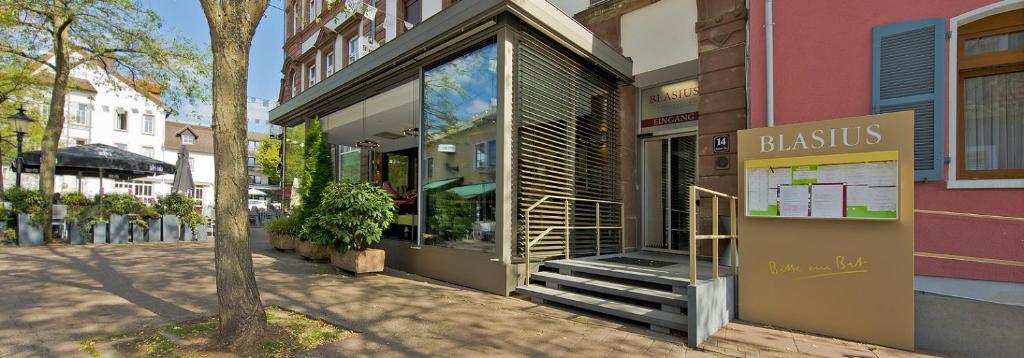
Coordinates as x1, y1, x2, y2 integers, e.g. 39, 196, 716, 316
348, 36, 360, 64
182, 134, 195, 145
71, 103, 89, 126
115, 111, 128, 131
293, 2, 300, 34
308, 0, 316, 23
947, 0, 1024, 189
191, 186, 206, 201
141, 146, 155, 158
325, 51, 335, 75
142, 114, 155, 135
308, 64, 317, 87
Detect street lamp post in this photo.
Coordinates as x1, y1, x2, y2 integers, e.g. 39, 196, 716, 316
8, 105, 34, 187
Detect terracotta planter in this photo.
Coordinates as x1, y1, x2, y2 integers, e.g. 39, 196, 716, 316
296, 240, 331, 260
331, 248, 385, 274
269, 234, 298, 250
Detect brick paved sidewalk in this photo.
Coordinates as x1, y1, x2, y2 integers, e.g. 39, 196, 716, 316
0, 230, 938, 357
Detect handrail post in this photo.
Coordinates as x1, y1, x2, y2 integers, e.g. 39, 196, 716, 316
730, 197, 738, 276
525, 210, 531, 285
620, 202, 625, 254
564, 200, 570, 259
689, 186, 697, 287
712, 195, 720, 279
595, 202, 601, 256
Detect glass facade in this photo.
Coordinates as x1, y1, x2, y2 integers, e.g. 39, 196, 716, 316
421, 40, 498, 253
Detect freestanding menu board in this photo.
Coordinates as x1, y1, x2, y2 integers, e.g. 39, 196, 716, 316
745, 151, 899, 219
737, 112, 914, 351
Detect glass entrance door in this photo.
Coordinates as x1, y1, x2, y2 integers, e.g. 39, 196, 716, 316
642, 135, 696, 253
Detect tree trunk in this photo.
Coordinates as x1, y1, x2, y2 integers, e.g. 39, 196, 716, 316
201, 0, 270, 347
39, 31, 72, 244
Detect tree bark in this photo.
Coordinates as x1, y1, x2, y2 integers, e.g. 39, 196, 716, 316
199, 0, 270, 347
39, 17, 72, 244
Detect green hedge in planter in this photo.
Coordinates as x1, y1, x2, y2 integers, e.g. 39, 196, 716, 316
6, 187, 50, 224
301, 180, 396, 252
265, 214, 301, 236
156, 193, 203, 235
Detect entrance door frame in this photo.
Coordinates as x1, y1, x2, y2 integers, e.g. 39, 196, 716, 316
640, 128, 698, 254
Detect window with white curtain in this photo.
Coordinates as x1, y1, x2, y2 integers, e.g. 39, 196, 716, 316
957, 9, 1024, 180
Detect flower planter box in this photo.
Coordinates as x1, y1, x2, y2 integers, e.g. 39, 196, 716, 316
330, 248, 385, 274
269, 234, 298, 251
16, 214, 44, 247
180, 224, 195, 241
108, 215, 129, 244
296, 240, 331, 260
131, 223, 145, 243
195, 224, 208, 241
92, 223, 108, 244
162, 215, 180, 243
67, 221, 87, 245
146, 218, 162, 242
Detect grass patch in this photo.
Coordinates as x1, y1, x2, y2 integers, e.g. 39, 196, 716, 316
79, 307, 356, 357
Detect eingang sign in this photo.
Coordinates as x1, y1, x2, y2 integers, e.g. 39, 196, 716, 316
640, 79, 699, 134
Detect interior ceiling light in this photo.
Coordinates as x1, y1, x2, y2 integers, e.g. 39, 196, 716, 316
402, 127, 419, 136
374, 131, 405, 140
355, 102, 379, 148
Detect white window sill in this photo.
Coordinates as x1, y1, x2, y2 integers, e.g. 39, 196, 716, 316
946, 177, 1024, 189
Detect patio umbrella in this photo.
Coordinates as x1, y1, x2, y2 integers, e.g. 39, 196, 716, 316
248, 188, 268, 196
171, 145, 194, 194
18, 143, 175, 180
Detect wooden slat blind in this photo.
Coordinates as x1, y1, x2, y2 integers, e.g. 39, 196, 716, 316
512, 31, 622, 259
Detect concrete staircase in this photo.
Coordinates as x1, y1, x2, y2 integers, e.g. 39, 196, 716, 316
516, 258, 691, 334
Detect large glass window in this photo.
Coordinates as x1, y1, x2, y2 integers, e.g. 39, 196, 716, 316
338, 145, 362, 181
421, 40, 498, 253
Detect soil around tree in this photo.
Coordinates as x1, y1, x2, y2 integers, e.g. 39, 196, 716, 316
80, 306, 356, 357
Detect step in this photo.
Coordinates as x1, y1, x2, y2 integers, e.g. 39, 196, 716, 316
532, 272, 687, 306
544, 259, 690, 287
517, 285, 687, 332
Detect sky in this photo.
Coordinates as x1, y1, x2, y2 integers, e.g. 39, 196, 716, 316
142, 0, 286, 129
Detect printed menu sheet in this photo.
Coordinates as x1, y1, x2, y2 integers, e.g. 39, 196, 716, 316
746, 157, 898, 220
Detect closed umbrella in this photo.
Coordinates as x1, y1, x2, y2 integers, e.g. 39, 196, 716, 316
171, 145, 194, 194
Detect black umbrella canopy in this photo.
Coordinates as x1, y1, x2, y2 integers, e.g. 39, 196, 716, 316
17, 143, 176, 180
171, 145, 194, 193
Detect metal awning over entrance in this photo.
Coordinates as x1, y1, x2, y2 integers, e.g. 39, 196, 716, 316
270, 0, 632, 127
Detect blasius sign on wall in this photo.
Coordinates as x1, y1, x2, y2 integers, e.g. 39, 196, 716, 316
639, 79, 699, 135
759, 124, 882, 153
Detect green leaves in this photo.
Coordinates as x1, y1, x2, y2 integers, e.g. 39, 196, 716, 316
427, 191, 475, 243
300, 180, 396, 252
156, 192, 203, 229
299, 117, 334, 222
265, 214, 301, 236
255, 137, 282, 185
5, 187, 50, 224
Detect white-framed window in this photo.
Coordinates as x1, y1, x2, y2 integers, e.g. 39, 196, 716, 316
70, 103, 90, 126
115, 111, 128, 131
142, 114, 155, 135
247, 156, 256, 168
325, 51, 335, 75
141, 146, 155, 158
191, 185, 206, 201
182, 134, 195, 145
115, 143, 128, 151
291, 73, 299, 96
308, 0, 316, 23
248, 140, 260, 152
348, 37, 360, 64
308, 64, 317, 87
947, 2, 1024, 189
292, 2, 300, 34
114, 181, 154, 200
474, 139, 497, 170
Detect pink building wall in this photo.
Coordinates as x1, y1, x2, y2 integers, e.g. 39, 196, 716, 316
747, 0, 1023, 283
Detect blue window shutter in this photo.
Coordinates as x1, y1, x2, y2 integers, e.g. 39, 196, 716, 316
872, 19, 946, 181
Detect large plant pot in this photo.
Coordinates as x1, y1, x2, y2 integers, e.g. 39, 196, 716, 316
146, 218, 162, 242
180, 224, 195, 241
330, 248, 385, 274
67, 221, 87, 245
108, 215, 129, 244
162, 215, 180, 242
195, 224, 208, 241
269, 234, 298, 250
131, 223, 145, 243
16, 214, 44, 247
92, 223, 108, 244
296, 240, 331, 260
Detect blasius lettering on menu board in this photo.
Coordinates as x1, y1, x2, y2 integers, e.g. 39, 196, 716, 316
759, 124, 882, 153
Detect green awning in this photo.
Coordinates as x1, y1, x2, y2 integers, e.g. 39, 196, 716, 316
423, 177, 461, 190
446, 182, 496, 198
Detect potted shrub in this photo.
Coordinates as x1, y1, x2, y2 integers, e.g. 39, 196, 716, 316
82, 197, 109, 244
134, 204, 161, 242
103, 194, 138, 244
265, 214, 300, 251
62, 192, 92, 245
156, 193, 196, 242
302, 180, 395, 274
7, 188, 49, 247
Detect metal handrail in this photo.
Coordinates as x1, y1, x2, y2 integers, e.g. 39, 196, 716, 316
524, 195, 624, 285
688, 186, 740, 287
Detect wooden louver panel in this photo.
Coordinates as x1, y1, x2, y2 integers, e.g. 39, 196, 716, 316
512, 31, 622, 259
